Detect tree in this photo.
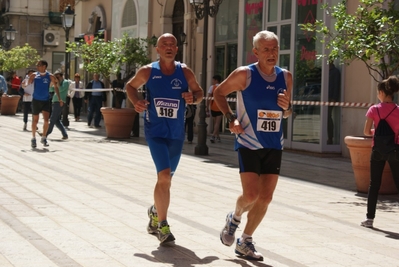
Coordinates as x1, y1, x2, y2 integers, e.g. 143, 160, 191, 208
119, 34, 153, 79
301, 0, 399, 82
67, 34, 152, 84
0, 44, 40, 72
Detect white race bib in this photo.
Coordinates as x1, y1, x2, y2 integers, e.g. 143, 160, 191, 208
154, 97, 180, 119
256, 109, 282, 132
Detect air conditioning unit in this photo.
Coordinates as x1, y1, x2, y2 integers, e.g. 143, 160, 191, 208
43, 30, 60, 46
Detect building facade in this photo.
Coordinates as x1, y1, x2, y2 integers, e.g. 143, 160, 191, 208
1, 0, 77, 76
2, 0, 396, 157
149, 0, 398, 157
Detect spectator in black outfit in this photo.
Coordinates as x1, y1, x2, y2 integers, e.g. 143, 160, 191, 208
112, 72, 126, 108
185, 104, 196, 144
327, 61, 341, 145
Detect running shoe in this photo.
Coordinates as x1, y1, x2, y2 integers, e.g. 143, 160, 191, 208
31, 138, 37, 148
235, 237, 264, 261
220, 211, 240, 246
210, 136, 215, 143
157, 220, 175, 244
41, 137, 49, 147
147, 205, 158, 234
361, 218, 374, 228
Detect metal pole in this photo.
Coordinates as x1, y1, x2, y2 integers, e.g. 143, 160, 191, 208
195, 0, 209, 156
62, 27, 70, 127
65, 28, 70, 80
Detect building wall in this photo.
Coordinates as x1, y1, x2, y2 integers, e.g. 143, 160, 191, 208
4, 0, 77, 76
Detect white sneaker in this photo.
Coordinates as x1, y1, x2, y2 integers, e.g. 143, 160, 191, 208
361, 218, 373, 228
220, 212, 240, 246
235, 237, 264, 261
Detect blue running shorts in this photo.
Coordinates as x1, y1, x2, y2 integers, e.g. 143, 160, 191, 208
146, 137, 184, 175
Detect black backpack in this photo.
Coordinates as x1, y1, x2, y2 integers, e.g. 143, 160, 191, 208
373, 105, 397, 154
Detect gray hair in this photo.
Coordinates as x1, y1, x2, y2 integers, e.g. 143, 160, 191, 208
253, 30, 279, 49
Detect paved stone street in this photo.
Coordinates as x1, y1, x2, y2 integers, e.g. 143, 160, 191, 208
0, 113, 398, 267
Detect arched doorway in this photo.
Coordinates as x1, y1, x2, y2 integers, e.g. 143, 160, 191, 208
172, 0, 184, 62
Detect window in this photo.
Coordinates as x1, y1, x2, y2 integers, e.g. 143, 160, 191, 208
122, 0, 137, 27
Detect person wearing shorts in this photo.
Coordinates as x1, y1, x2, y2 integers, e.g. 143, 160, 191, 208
214, 30, 293, 261
27, 60, 60, 148
125, 33, 203, 245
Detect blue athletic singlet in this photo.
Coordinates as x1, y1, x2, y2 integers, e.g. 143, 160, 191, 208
33, 72, 51, 101
144, 61, 189, 140
235, 64, 287, 151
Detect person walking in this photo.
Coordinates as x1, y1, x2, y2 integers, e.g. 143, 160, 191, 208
185, 104, 196, 144
68, 73, 84, 122
361, 76, 399, 228
206, 74, 223, 143
0, 74, 7, 95
125, 33, 203, 244
26, 60, 60, 148
85, 73, 106, 128
9, 71, 21, 95
46, 71, 69, 140
327, 61, 341, 144
214, 30, 292, 261
20, 70, 35, 131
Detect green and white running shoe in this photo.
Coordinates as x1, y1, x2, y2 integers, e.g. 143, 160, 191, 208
157, 220, 175, 244
147, 205, 158, 234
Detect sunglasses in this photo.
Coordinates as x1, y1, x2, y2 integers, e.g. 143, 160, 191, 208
36, 64, 44, 67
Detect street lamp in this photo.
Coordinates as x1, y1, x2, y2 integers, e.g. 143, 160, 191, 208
61, 4, 75, 80
0, 24, 17, 50
179, 32, 187, 45
61, 4, 75, 127
190, 0, 223, 155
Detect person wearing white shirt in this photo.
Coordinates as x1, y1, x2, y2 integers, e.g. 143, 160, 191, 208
21, 70, 35, 131
68, 73, 84, 121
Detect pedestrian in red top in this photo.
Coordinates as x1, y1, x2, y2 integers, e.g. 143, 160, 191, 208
9, 71, 21, 96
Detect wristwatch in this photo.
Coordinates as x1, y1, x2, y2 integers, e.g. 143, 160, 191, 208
284, 103, 292, 111
225, 112, 236, 123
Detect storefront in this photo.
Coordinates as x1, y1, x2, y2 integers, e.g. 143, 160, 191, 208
147, 0, 384, 155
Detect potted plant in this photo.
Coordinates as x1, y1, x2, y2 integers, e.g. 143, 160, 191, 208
302, 0, 399, 194
0, 44, 39, 115
67, 34, 151, 138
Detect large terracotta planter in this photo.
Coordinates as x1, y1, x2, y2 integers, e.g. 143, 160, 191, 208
344, 136, 398, 195
1, 95, 21, 115
100, 107, 136, 139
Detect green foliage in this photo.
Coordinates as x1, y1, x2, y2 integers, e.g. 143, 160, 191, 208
300, 0, 399, 81
120, 34, 152, 78
67, 34, 152, 83
0, 44, 40, 72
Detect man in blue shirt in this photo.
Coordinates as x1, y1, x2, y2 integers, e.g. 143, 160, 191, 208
0, 74, 7, 95
27, 60, 60, 148
85, 73, 106, 128
125, 33, 203, 245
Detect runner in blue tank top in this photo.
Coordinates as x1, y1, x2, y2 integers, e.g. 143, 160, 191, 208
214, 30, 293, 261
27, 60, 61, 148
125, 33, 203, 244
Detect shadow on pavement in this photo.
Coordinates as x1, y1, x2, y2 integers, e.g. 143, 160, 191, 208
371, 227, 399, 240
134, 244, 218, 266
